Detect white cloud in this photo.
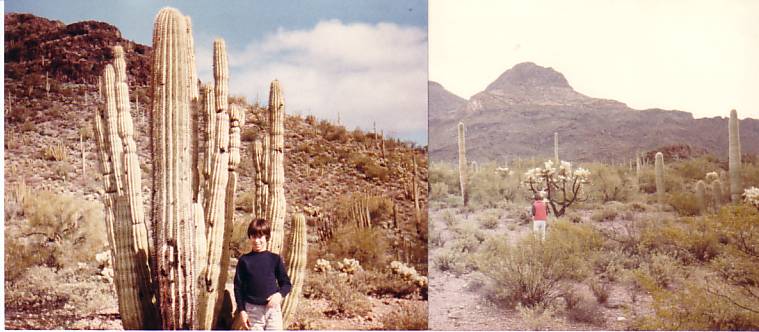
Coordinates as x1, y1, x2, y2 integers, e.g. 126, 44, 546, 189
196, 20, 428, 143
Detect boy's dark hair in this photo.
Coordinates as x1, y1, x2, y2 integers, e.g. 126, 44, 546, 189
534, 193, 542, 201
247, 218, 271, 239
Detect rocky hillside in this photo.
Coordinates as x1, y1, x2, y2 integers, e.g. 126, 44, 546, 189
429, 62, 759, 163
4, 13, 151, 87
4, 12, 427, 242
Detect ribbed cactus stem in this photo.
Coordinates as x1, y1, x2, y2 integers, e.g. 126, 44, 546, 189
252, 139, 267, 219
712, 179, 723, 211
635, 150, 641, 191
457, 122, 468, 206
150, 8, 195, 328
266, 80, 286, 254
729, 109, 742, 203
554, 132, 559, 166
696, 180, 706, 215
282, 213, 307, 327
196, 38, 232, 331
412, 155, 421, 236
655, 152, 665, 204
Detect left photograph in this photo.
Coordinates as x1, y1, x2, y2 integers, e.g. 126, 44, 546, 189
4, 1, 428, 330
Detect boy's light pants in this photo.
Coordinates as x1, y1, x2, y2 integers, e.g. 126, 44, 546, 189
533, 219, 546, 241
244, 302, 283, 330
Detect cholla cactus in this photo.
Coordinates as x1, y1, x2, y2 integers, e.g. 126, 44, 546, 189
335, 258, 362, 275
314, 258, 332, 272
389, 261, 428, 290
523, 160, 590, 217
495, 166, 513, 177
705, 172, 719, 182
744, 187, 759, 209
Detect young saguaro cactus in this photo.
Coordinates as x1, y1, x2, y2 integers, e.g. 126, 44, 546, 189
729, 109, 742, 203
712, 179, 723, 211
655, 152, 665, 204
696, 180, 706, 215
93, 8, 275, 330
457, 122, 468, 206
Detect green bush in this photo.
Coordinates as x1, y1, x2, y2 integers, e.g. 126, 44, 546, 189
590, 206, 618, 222
325, 224, 389, 271
303, 271, 372, 318
668, 192, 701, 216
380, 302, 427, 330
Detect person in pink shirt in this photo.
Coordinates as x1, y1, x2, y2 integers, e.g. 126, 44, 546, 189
531, 193, 550, 241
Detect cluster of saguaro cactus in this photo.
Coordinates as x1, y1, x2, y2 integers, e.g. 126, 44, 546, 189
348, 192, 373, 229
248, 79, 308, 327
457, 122, 468, 206
412, 155, 422, 236
729, 109, 742, 203
655, 152, 665, 204
93, 8, 306, 330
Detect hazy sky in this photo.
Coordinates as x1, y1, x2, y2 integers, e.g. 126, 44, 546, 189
429, 0, 759, 119
5, 0, 429, 144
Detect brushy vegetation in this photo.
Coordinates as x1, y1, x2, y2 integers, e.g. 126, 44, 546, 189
430, 154, 759, 329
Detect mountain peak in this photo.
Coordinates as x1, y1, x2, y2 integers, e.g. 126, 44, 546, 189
486, 62, 571, 91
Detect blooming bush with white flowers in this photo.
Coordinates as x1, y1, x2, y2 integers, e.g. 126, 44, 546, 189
744, 187, 759, 209
523, 160, 591, 217
389, 261, 428, 289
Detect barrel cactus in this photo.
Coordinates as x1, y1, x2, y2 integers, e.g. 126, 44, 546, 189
93, 7, 306, 330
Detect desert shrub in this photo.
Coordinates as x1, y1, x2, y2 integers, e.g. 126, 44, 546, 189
588, 277, 610, 304
53, 161, 75, 179
563, 211, 582, 223
429, 162, 460, 197
303, 271, 372, 318
347, 153, 389, 181
476, 235, 573, 308
668, 192, 701, 216
590, 206, 618, 222
380, 302, 428, 330
516, 303, 557, 330
433, 248, 461, 272
325, 224, 389, 271
322, 124, 349, 143
639, 168, 685, 194
5, 191, 107, 281
351, 270, 420, 299
563, 289, 604, 325
589, 164, 635, 203
468, 164, 520, 207
78, 122, 94, 140
441, 210, 456, 228
430, 182, 449, 201
479, 213, 499, 229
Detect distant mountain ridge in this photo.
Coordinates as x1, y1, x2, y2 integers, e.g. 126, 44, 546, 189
429, 62, 759, 163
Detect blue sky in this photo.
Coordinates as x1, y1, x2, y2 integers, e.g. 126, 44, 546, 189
6, 0, 429, 144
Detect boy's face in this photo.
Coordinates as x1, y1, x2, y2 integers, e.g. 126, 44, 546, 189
249, 234, 267, 252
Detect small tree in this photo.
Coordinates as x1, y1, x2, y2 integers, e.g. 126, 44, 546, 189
523, 160, 590, 217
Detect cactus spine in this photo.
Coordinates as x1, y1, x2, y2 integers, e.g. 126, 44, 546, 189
655, 152, 664, 204
696, 180, 706, 215
729, 109, 742, 202
457, 122, 468, 206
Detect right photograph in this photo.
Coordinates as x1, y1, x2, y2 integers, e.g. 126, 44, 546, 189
428, 0, 759, 330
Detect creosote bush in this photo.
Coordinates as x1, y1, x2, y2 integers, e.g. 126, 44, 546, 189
325, 224, 389, 271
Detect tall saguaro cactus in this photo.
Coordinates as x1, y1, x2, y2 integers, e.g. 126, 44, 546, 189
250, 80, 308, 328
729, 109, 742, 203
655, 152, 665, 204
457, 122, 468, 206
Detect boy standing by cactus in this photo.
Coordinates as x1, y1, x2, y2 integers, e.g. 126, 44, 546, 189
235, 218, 292, 330
531, 193, 550, 241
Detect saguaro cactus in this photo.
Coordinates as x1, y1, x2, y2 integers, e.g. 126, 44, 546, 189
729, 109, 742, 203
457, 122, 468, 206
412, 155, 422, 237
712, 179, 723, 210
696, 180, 706, 215
554, 132, 559, 165
93, 8, 285, 330
250, 80, 308, 328
655, 152, 665, 204
634, 150, 641, 191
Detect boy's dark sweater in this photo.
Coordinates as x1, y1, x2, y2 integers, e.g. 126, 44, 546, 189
234, 250, 292, 309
